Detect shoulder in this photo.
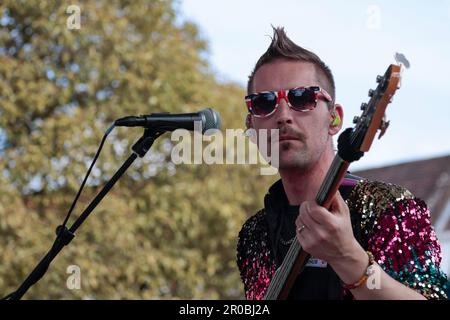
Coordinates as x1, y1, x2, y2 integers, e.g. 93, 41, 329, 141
236, 208, 274, 270
237, 209, 269, 249
236, 209, 277, 299
348, 179, 415, 207
346, 179, 417, 234
347, 179, 415, 219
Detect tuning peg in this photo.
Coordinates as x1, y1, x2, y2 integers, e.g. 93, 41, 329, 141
376, 75, 383, 83
353, 116, 360, 124
360, 103, 367, 111
368, 89, 375, 97
378, 118, 390, 139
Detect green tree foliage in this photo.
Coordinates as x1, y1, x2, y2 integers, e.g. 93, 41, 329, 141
0, 0, 275, 299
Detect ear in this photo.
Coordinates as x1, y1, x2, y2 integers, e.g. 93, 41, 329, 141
329, 103, 344, 136
245, 114, 258, 144
245, 114, 254, 129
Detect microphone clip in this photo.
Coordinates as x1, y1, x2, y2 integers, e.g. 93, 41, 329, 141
131, 128, 164, 157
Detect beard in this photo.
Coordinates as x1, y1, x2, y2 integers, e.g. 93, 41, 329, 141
256, 122, 330, 171
276, 129, 329, 171
278, 140, 313, 170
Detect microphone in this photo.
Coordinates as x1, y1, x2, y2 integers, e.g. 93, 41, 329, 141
114, 108, 221, 134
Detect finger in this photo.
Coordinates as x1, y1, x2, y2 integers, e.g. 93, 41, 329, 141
299, 201, 323, 226
296, 212, 315, 241
300, 207, 321, 230
302, 201, 333, 225
295, 207, 309, 239
295, 213, 306, 230
329, 191, 348, 217
296, 223, 309, 246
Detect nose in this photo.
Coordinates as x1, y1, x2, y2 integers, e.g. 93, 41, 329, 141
274, 97, 293, 126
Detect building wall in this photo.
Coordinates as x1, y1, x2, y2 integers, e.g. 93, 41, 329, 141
437, 231, 450, 277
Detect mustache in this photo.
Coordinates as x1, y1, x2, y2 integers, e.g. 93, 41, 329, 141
269, 126, 306, 143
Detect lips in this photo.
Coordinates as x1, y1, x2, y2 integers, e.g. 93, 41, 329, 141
278, 135, 299, 141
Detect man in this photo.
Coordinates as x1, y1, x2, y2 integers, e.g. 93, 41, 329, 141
236, 27, 448, 300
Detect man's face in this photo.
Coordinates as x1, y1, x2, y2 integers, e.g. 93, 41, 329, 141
251, 59, 333, 170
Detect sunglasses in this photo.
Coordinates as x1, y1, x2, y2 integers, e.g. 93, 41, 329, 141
245, 86, 332, 118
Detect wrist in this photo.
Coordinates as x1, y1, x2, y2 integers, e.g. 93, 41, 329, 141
329, 242, 369, 285
341, 251, 375, 290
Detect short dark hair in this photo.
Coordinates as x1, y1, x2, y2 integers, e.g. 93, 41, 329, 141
247, 27, 336, 107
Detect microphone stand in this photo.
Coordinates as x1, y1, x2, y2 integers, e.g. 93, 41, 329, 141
6, 128, 163, 300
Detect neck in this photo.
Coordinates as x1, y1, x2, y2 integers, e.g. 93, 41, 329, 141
279, 147, 335, 205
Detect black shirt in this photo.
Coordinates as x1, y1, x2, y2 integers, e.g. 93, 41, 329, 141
276, 204, 342, 300
271, 177, 359, 300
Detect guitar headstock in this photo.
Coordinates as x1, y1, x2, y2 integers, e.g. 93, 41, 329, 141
350, 64, 402, 152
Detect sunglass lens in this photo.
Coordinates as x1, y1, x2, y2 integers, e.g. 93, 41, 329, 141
288, 88, 316, 111
251, 92, 277, 116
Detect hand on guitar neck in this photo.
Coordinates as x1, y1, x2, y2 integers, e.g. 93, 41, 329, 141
295, 192, 367, 284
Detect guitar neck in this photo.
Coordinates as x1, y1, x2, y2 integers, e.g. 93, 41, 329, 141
263, 63, 401, 300
264, 154, 350, 300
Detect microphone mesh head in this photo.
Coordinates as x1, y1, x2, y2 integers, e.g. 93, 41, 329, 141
200, 108, 221, 133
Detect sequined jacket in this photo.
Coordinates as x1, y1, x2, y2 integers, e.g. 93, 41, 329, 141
236, 178, 448, 300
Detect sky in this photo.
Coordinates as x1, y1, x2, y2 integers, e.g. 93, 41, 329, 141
178, 0, 450, 170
